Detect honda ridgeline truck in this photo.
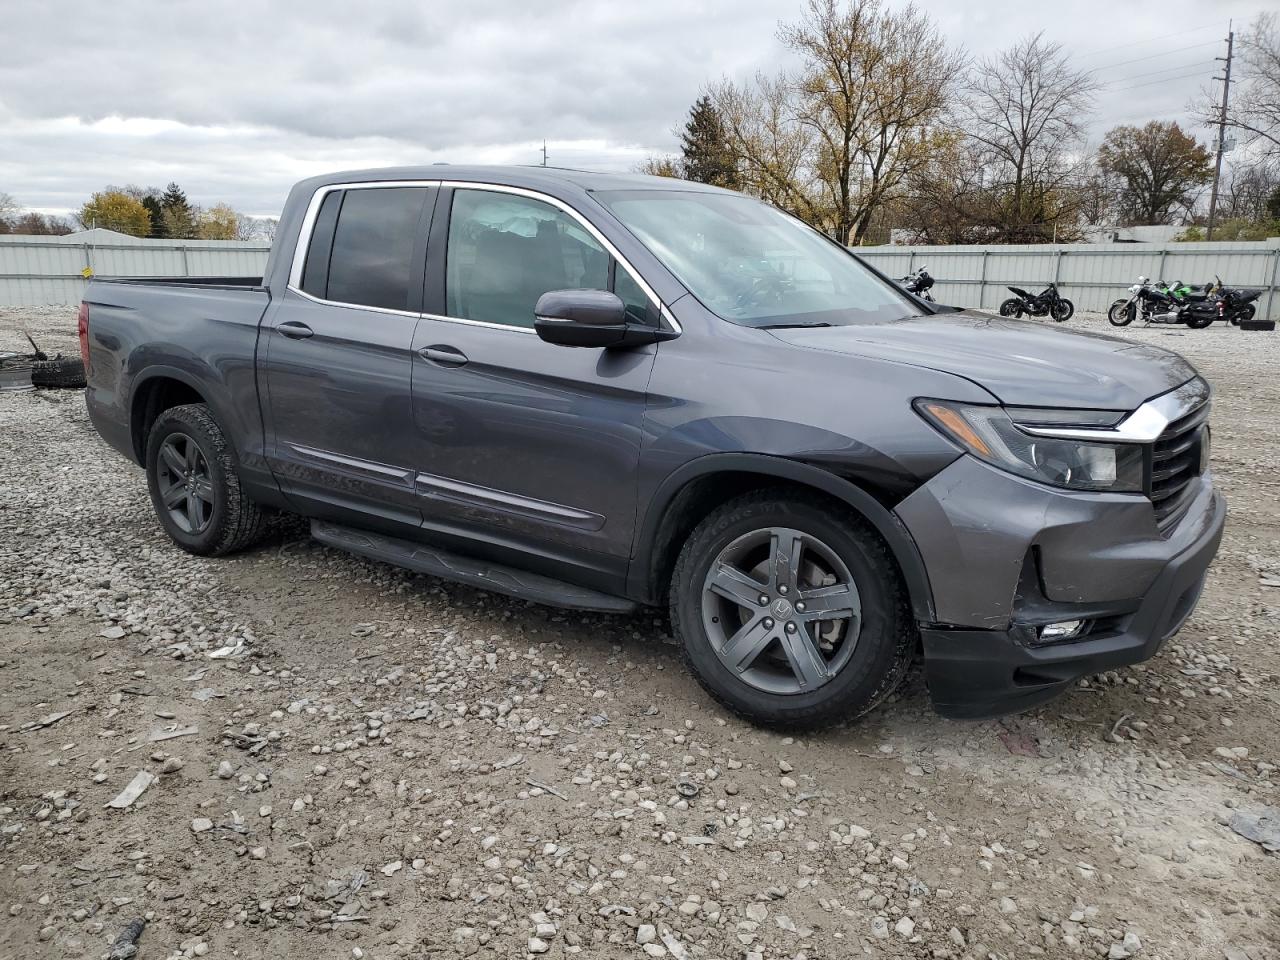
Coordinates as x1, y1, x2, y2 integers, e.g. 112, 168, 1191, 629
81, 166, 1225, 727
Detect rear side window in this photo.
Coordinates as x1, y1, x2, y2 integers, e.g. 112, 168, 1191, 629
302, 187, 429, 311
300, 191, 341, 299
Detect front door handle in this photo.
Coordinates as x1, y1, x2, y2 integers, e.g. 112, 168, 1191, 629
418, 345, 468, 367
278, 321, 314, 340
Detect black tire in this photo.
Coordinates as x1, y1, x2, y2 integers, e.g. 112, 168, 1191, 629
31, 357, 86, 388
1051, 299, 1074, 322
1184, 312, 1214, 329
1108, 299, 1133, 326
669, 489, 913, 729
1233, 305, 1254, 325
998, 298, 1021, 317
145, 403, 266, 556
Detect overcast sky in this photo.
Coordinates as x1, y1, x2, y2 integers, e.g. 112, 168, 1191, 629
0, 0, 1268, 219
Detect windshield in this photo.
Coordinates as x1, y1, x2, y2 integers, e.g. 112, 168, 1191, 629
596, 189, 917, 327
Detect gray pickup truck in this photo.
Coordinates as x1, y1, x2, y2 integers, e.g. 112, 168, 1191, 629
82, 165, 1225, 727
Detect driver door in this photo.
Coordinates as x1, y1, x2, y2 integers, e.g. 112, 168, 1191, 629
408, 185, 658, 578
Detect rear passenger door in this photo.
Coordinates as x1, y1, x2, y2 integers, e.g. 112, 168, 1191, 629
260, 184, 436, 529
408, 185, 658, 581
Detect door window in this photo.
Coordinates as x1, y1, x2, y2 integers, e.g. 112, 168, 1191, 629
446, 190, 611, 328
304, 187, 429, 311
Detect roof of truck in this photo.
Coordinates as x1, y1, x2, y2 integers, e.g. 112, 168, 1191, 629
296, 165, 729, 196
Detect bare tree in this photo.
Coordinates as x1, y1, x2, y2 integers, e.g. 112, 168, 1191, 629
0, 191, 18, 232
783, 0, 964, 243
708, 0, 963, 244
709, 73, 825, 223
634, 156, 683, 178
962, 33, 1098, 241
1218, 161, 1280, 221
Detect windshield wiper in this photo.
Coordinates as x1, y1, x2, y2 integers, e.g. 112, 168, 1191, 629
758, 321, 833, 329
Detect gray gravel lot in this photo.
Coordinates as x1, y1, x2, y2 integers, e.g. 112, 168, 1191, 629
1, 304, 1277, 960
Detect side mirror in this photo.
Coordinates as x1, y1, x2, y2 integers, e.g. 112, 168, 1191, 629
534, 289, 677, 349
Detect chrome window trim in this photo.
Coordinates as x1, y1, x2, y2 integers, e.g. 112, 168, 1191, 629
1019, 379, 1210, 443
285, 178, 681, 334
289, 284, 421, 320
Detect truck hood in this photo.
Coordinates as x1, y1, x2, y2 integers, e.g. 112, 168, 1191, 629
768, 311, 1198, 410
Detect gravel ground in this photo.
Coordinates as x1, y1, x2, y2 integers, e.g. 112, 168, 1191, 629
1, 304, 1277, 960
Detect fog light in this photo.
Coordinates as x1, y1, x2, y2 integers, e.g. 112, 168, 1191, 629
1038, 620, 1087, 642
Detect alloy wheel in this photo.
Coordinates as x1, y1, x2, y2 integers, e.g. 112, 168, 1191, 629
700, 527, 862, 695
156, 433, 215, 534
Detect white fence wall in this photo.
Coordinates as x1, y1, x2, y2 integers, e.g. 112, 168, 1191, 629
856, 241, 1280, 320
0, 236, 271, 306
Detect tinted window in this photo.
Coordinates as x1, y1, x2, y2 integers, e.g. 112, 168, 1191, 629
325, 187, 429, 311
300, 190, 342, 298
446, 190, 610, 328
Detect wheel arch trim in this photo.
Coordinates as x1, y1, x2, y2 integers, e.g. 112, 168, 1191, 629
628, 453, 935, 621
127, 365, 228, 463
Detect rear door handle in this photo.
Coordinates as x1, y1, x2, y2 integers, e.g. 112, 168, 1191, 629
418, 345, 468, 367
278, 321, 314, 340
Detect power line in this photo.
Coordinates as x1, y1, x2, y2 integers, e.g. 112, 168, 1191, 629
1097, 59, 1216, 88
1110, 68, 1217, 94
1086, 39, 1221, 73
1073, 23, 1223, 59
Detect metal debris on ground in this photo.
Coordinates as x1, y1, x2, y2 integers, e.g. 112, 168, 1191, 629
104, 771, 156, 809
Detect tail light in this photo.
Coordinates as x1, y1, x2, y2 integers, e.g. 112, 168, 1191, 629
77, 302, 90, 370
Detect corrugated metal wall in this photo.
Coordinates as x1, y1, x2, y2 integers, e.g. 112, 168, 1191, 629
0, 236, 271, 306
855, 241, 1280, 319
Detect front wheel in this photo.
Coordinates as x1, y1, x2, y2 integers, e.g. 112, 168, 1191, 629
669, 490, 912, 729
1108, 299, 1134, 326
998, 298, 1021, 317
1051, 299, 1074, 322
145, 403, 267, 556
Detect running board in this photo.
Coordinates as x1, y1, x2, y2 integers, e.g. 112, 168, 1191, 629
310, 520, 638, 614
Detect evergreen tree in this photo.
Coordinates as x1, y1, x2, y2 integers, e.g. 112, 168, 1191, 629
160, 182, 196, 238
141, 195, 165, 238
680, 95, 738, 188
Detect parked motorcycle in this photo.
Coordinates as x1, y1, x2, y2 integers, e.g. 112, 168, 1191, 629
1109, 275, 1262, 328
998, 283, 1074, 321
1108, 277, 1194, 327
897, 266, 935, 302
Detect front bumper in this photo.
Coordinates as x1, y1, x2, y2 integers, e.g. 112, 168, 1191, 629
896, 457, 1226, 719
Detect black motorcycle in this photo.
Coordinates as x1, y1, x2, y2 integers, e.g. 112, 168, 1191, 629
1109, 275, 1261, 328
897, 266, 935, 302
999, 283, 1074, 321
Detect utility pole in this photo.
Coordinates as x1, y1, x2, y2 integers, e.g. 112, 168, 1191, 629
541, 140, 548, 167
1206, 24, 1234, 241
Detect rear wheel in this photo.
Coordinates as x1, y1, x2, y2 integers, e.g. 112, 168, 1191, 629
1184, 312, 1214, 329
1108, 299, 1134, 326
998, 298, 1021, 317
1233, 304, 1255, 325
670, 490, 913, 729
1051, 299, 1074, 322
145, 403, 266, 556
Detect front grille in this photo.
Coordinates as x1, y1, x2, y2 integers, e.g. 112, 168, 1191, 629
1149, 400, 1209, 530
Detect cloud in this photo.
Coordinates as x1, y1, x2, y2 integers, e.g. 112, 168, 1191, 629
0, 0, 1270, 215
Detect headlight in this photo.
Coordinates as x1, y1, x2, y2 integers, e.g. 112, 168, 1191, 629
916, 400, 1145, 492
